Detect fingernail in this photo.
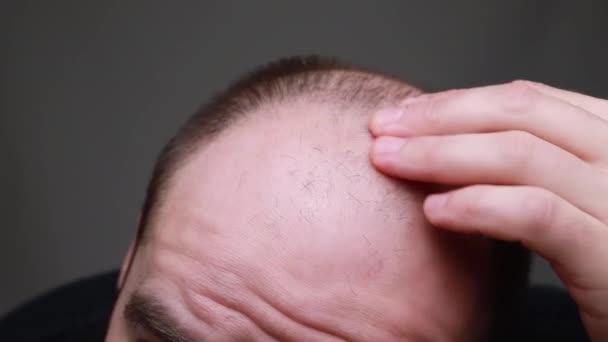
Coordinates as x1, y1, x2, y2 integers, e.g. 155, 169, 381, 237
373, 137, 405, 155
372, 108, 403, 127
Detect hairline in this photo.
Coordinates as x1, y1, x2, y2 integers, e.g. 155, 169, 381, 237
123, 56, 531, 340
136, 60, 420, 244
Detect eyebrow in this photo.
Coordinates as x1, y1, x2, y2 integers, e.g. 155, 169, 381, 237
124, 291, 198, 342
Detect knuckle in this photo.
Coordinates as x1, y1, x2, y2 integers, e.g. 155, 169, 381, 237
513, 79, 543, 87
498, 130, 538, 171
500, 80, 541, 114
415, 137, 445, 179
521, 188, 557, 231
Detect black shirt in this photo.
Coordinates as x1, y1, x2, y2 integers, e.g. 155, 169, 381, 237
0, 271, 589, 342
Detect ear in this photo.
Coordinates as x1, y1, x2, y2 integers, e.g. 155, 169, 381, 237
117, 240, 136, 289
118, 213, 142, 289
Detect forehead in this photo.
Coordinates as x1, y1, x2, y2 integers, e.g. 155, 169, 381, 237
147, 101, 430, 280
156, 101, 422, 235
125, 102, 493, 340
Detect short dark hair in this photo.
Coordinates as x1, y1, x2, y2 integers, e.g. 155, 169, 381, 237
130, 55, 530, 340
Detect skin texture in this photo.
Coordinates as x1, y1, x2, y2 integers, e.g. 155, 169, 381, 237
106, 99, 494, 341
369, 80, 608, 341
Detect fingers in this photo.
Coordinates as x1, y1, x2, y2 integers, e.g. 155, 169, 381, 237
423, 185, 608, 338
369, 80, 608, 340
371, 131, 608, 219
526, 81, 608, 121
423, 185, 606, 272
370, 81, 608, 162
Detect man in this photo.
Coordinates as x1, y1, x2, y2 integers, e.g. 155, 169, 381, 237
105, 56, 532, 341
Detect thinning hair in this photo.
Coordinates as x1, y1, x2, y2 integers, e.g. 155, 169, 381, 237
136, 56, 418, 242
129, 55, 530, 340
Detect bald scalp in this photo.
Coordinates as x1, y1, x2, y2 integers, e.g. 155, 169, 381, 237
137, 56, 420, 242
125, 56, 531, 341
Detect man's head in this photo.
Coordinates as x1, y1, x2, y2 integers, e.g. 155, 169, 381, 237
106, 56, 530, 341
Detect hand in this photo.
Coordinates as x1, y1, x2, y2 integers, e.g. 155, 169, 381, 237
368, 81, 608, 340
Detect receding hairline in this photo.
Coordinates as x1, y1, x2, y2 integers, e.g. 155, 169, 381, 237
135, 56, 422, 244
124, 56, 531, 340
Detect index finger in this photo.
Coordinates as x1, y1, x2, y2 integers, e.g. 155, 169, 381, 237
370, 81, 608, 162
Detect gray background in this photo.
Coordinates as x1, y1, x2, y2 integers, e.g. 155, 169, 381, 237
1, 0, 607, 316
